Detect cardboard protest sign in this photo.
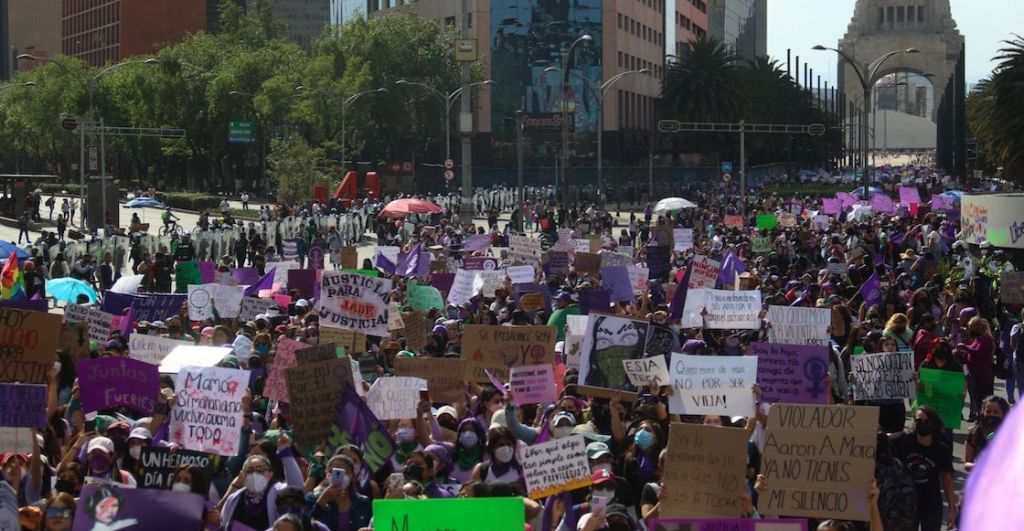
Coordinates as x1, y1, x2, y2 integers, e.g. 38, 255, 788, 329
138, 446, 216, 489
661, 423, 748, 517
318, 271, 392, 337
626, 265, 649, 293
158, 346, 232, 374
128, 335, 192, 366
169, 366, 248, 456
724, 215, 744, 228
578, 315, 648, 390
64, 304, 116, 342
460, 325, 556, 381
578, 289, 611, 315
703, 289, 762, 329
408, 282, 445, 311
128, 293, 186, 323
287, 357, 352, 448
187, 284, 244, 321
508, 364, 557, 405
0, 428, 34, 454
623, 356, 671, 387
447, 269, 476, 306
668, 354, 758, 417
760, 404, 879, 521
649, 519, 808, 531
674, 228, 694, 252
0, 308, 61, 384
263, 338, 304, 402
749, 342, 830, 405
688, 256, 720, 290
78, 358, 159, 415
372, 498, 524, 531
394, 358, 466, 403
564, 314, 589, 370
507, 265, 535, 284
519, 292, 546, 312
73, 484, 204, 531
0, 383, 46, 427
238, 297, 279, 321
341, 246, 359, 269
913, 368, 965, 430
327, 385, 396, 473
319, 327, 366, 354
522, 435, 591, 499
601, 266, 634, 302
574, 252, 601, 276
400, 311, 428, 352
851, 351, 916, 401
366, 377, 426, 420
1002, 272, 1024, 304
766, 306, 831, 346
645, 323, 679, 357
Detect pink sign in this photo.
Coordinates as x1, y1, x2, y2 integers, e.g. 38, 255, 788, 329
264, 338, 304, 402
870, 194, 895, 214
821, 198, 841, 215
899, 185, 921, 205
836, 192, 856, 208
509, 364, 557, 406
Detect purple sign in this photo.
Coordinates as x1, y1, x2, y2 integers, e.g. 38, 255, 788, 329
287, 269, 318, 298
579, 289, 611, 315
0, 298, 48, 313
327, 385, 396, 476
199, 260, 216, 284
601, 266, 634, 303
463, 257, 500, 271
0, 383, 47, 427
821, 198, 841, 215
899, 185, 921, 205
130, 293, 187, 323
462, 234, 492, 253
836, 192, 856, 208
870, 193, 895, 214
78, 357, 160, 415
649, 518, 808, 531
99, 291, 137, 315
232, 267, 261, 285
72, 484, 204, 531
430, 273, 456, 294
647, 245, 671, 280
548, 251, 570, 275
750, 342, 830, 404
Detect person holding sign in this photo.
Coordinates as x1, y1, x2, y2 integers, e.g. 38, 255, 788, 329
889, 406, 957, 531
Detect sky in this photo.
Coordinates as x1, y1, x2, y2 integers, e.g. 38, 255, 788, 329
767, 0, 1023, 88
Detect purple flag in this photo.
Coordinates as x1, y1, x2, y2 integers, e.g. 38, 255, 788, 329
397, 243, 422, 277
717, 251, 746, 287
374, 249, 396, 275
462, 233, 492, 253
601, 266, 634, 303
232, 267, 261, 285
579, 289, 611, 315
857, 272, 882, 308
963, 399, 1024, 529
77, 357, 159, 415
667, 269, 690, 324
329, 385, 396, 474
430, 273, 456, 294
243, 267, 276, 297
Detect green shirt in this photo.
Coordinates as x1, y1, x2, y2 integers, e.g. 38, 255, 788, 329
547, 305, 582, 341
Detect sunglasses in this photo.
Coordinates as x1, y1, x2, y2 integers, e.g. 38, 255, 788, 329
47, 508, 73, 519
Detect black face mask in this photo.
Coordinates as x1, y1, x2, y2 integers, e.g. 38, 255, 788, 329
55, 479, 78, 495
439, 420, 459, 432
982, 415, 1002, 430
914, 419, 933, 436
404, 464, 424, 482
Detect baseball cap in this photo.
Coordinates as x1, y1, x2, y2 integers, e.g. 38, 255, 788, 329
128, 427, 152, 441
586, 441, 612, 460
591, 468, 615, 485
552, 411, 576, 426
86, 436, 115, 455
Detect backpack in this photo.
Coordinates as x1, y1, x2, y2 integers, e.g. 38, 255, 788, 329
994, 343, 1012, 380
875, 457, 918, 531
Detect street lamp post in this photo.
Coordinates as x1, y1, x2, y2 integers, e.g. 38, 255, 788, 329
339, 88, 387, 172
813, 45, 918, 194
558, 35, 592, 203
17, 54, 158, 229
395, 79, 494, 168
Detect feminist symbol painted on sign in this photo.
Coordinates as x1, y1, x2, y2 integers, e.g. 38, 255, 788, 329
804, 357, 829, 399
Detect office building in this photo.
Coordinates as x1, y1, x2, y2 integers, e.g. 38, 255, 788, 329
330, 0, 365, 26
62, 0, 207, 67
667, 0, 708, 59
273, 0, 330, 47
707, 0, 766, 61
1, 0, 61, 79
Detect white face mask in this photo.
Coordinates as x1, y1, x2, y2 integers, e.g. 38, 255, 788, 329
593, 488, 616, 500
551, 426, 573, 439
245, 473, 270, 493
171, 482, 192, 493
591, 463, 612, 474
396, 427, 416, 444
129, 446, 142, 460
493, 445, 515, 464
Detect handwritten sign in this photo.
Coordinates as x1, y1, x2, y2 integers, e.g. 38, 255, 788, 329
508, 364, 557, 405
460, 325, 556, 381
578, 315, 648, 390
851, 351, 916, 401
0, 383, 46, 427
623, 356, 671, 387
760, 404, 879, 521
767, 306, 831, 346
627, 266, 649, 293
286, 357, 351, 448
372, 499, 523, 531
158, 346, 232, 374
574, 252, 601, 276
601, 265, 634, 302
319, 327, 366, 354
394, 358, 466, 404
750, 342, 829, 405
187, 284, 244, 321
263, 338, 304, 402
704, 289, 762, 329
522, 435, 592, 499
446, 269, 476, 306
366, 377, 427, 420
472, 270, 504, 297
0, 428, 34, 454
912, 368, 965, 430
138, 446, 216, 489
64, 304, 115, 342
649, 519, 808, 531
238, 297, 279, 321
674, 228, 694, 252
1002, 272, 1024, 304
724, 215, 744, 228
752, 236, 771, 254
129, 335, 193, 366
169, 366, 247, 456
662, 423, 748, 517
688, 256, 720, 290
78, 358, 159, 415
318, 271, 392, 337
129, 293, 186, 323
509, 235, 542, 264
0, 309, 61, 383
645, 323, 679, 357
668, 354, 757, 417
507, 265, 535, 284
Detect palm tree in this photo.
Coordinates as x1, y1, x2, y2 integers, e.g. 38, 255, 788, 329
662, 37, 745, 122
968, 35, 1024, 179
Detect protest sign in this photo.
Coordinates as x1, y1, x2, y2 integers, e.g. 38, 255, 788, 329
232, 267, 261, 285
287, 269, 318, 298
574, 252, 601, 276
703, 289, 762, 329
578, 315, 648, 390
0, 297, 48, 313
138, 446, 216, 489
507, 265, 535, 284
472, 270, 504, 297
447, 269, 476, 306
129, 293, 187, 322
913, 368, 965, 430
461, 325, 556, 381
187, 284, 244, 321
661, 423, 748, 517
0, 309, 61, 384
760, 404, 879, 521
509, 364, 557, 405
812, 215, 830, 231
238, 297, 278, 321
0, 428, 34, 454
430, 272, 455, 295
548, 251, 570, 275
287, 357, 351, 448
870, 194, 895, 214
319, 327, 366, 354
408, 282, 445, 311
340, 246, 359, 269
327, 385, 396, 473
752, 236, 771, 254
627, 265, 649, 293
0, 383, 46, 427
649, 519, 808, 531
688, 256, 720, 290
509, 235, 542, 264
646, 323, 679, 357
749, 342, 830, 405
564, 314, 589, 369
169, 366, 247, 456
73, 484, 204, 531
522, 435, 591, 499
724, 215, 744, 228
766, 306, 831, 346
401, 311, 428, 351
128, 334, 192, 366
851, 351, 916, 401
623, 356, 671, 387
601, 265, 634, 302
668, 354, 758, 417
366, 377, 427, 420
64, 304, 116, 342
318, 271, 392, 337
779, 215, 798, 228
822, 198, 842, 215
462, 257, 500, 271
1001, 272, 1024, 304
394, 357, 466, 403
756, 214, 777, 229
158, 346, 231, 374
372, 498, 524, 531
674, 228, 694, 252
263, 338, 304, 402
600, 251, 631, 268
647, 245, 671, 280
78, 358, 159, 415
899, 185, 921, 205
579, 289, 611, 315
519, 292, 546, 312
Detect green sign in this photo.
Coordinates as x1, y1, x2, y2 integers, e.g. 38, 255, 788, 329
912, 368, 966, 431
372, 498, 524, 531
756, 214, 777, 230
342, 268, 380, 278
228, 121, 255, 144
752, 236, 771, 254
408, 283, 445, 311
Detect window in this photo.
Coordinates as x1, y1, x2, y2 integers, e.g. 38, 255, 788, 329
918, 5, 925, 22
887, 6, 894, 27
896, 6, 904, 23
618, 51, 623, 67
618, 13, 623, 29
878, 6, 884, 27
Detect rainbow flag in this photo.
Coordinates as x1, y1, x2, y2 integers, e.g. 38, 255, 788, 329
0, 251, 26, 301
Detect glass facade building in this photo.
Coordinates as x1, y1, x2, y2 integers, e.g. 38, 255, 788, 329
707, 0, 765, 61
330, 0, 365, 25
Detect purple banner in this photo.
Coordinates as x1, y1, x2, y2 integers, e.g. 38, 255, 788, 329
750, 342, 830, 404
821, 198, 841, 215
100, 291, 138, 315
78, 357, 160, 415
231, 267, 261, 285
462, 234, 492, 253
0, 297, 48, 313
430, 273, 456, 294
462, 257, 500, 271
72, 484, 205, 531
130, 293, 187, 323
513, 282, 552, 310
0, 383, 47, 427
327, 385, 396, 474
288, 269, 317, 299
199, 260, 216, 284
548, 251, 570, 275
579, 289, 611, 315
836, 192, 856, 208
601, 266, 634, 302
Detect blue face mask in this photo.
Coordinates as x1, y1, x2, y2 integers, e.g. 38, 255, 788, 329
634, 429, 654, 450
255, 344, 270, 356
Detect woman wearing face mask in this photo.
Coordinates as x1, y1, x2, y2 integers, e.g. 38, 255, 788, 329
123, 427, 152, 478
53, 463, 84, 498
474, 386, 505, 427
389, 417, 429, 472
889, 406, 957, 531
400, 451, 450, 498
170, 464, 212, 497
41, 492, 76, 531
956, 316, 996, 422
307, 455, 372, 529
964, 395, 1009, 472
334, 445, 383, 499
470, 427, 525, 494
450, 418, 487, 484
220, 435, 304, 531
83, 436, 136, 487
620, 420, 665, 511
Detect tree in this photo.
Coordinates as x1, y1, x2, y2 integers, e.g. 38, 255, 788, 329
967, 35, 1024, 180
662, 37, 745, 122
267, 136, 333, 205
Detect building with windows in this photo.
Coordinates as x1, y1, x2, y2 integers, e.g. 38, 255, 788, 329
667, 0, 708, 59
272, 0, 330, 47
1, 0, 61, 79
707, 0, 765, 61
330, 0, 366, 25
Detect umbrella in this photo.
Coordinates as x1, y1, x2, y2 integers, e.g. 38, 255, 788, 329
46, 277, 98, 304
0, 240, 31, 259
378, 198, 445, 219
124, 197, 166, 208
850, 186, 885, 197
653, 197, 698, 215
